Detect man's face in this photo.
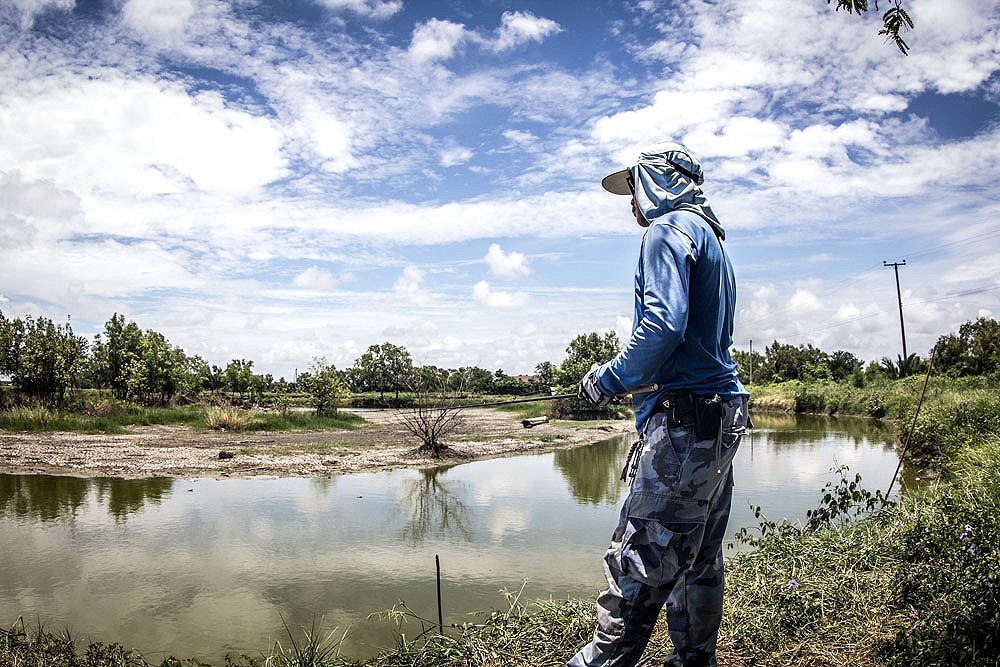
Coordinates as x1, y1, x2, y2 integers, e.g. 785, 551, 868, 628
631, 197, 649, 227
626, 170, 649, 227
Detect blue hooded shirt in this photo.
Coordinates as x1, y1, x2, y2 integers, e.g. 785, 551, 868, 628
595, 142, 747, 430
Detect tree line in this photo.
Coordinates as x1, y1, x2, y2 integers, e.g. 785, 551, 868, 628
2, 309, 997, 409
733, 317, 1000, 385
0, 311, 591, 408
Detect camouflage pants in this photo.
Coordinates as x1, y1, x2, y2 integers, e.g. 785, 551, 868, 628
567, 395, 749, 667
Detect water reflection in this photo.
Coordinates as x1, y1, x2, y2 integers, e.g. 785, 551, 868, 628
749, 412, 894, 447
553, 434, 633, 506
0, 475, 174, 522
399, 466, 472, 543
0, 475, 88, 522
93, 478, 173, 522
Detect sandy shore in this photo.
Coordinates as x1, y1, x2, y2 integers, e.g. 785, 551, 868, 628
0, 407, 634, 479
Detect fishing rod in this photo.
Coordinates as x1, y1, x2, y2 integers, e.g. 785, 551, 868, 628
450, 384, 659, 410
349, 385, 659, 412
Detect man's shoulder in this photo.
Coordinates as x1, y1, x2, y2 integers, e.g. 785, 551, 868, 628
647, 211, 711, 245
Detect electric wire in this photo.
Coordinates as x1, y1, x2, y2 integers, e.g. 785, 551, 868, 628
737, 222, 1000, 341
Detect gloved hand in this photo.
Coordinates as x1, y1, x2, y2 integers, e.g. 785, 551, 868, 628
578, 363, 614, 406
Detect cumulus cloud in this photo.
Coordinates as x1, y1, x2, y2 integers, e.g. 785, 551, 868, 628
394, 265, 432, 303
121, 0, 195, 44
492, 11, 561, 52
292, 267, 339, 290
0, 76, 288, 198
473, 281, 528, 308
408, 18, 467, 64
484, 243, 530, 278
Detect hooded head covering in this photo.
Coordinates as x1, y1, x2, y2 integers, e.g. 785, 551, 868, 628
601, 141, 726, 240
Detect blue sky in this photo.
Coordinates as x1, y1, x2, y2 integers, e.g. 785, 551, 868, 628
1, 0, 998, 380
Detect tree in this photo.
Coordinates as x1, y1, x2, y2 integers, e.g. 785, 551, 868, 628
879, 353, 924, 379
732, 348, 765, 385
932, 317, 1000, 377
397, 382, 465, 458
128, 330, 184, 405
349, 343, 414, 400
828, 0, 914, 54
224, 359, 255, 399
535, 360, 557, 387
758, 341, 831, 383
91, 313, 143, 401
555, 331, 622, 387
2, 314, 87, 405
298, 357, 350, 416
448, 366, 494, 394
828, 350, 864, 382
0, 311, 25, 390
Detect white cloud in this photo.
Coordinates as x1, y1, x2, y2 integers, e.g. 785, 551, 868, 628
473, 281, 528, 309
292, 267, 338, 290
0, 75, 289, 197
439, 142, 473, 167
502, 129, 538, 148
394, 265, 432, 303
492, 11, 560, 53
408, 18, 467, 64
483, 243, 530, 278
3, 0, 74, 29
312, 0, 402, 19
121, 0, 195, 44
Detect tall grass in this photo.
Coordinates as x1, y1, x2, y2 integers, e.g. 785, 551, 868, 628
748, 374, 999, 422
0, 402, 363, 434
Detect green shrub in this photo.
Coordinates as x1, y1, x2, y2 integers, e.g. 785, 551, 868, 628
792, 381, 826, 414
880, 436, 1000, 665
204, 406, 259, 431
902, 390, 1000, 468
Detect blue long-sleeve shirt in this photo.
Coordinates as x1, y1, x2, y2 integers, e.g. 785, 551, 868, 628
595, 210, 747, 430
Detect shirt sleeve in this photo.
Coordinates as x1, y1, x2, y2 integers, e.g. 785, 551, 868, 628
596, 221, 695, 396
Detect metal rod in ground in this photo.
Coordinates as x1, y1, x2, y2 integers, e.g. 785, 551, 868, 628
435, 554, 443, 634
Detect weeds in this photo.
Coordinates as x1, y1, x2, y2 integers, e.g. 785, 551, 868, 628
204, 406, 261, 431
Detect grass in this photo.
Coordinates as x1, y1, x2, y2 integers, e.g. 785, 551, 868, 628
0, 402, 365, 434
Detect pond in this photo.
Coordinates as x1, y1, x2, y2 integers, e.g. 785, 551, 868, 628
0, 413, 899, 663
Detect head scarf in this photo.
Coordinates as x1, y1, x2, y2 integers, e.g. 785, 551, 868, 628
629, 141, 726, 240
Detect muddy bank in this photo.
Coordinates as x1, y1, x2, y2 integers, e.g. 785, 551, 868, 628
0, 408, 634, 479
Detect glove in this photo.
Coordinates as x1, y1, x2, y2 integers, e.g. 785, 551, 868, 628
578, 363, 614, 407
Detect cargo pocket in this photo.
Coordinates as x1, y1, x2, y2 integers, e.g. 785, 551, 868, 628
618, 494, 703, 587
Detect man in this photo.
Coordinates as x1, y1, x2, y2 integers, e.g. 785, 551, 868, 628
569, 141, 750, 667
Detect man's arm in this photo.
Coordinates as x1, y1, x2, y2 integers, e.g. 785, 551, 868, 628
597, 221, 696, 395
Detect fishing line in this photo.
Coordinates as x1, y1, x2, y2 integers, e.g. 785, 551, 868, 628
884, 346, 936, 498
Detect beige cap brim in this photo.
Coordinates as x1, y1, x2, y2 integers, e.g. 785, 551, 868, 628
601, 168, 631, 195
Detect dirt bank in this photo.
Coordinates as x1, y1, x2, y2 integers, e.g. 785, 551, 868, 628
0, 408, 634, 479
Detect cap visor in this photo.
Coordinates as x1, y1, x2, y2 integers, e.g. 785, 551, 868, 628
601, 169, 631, 195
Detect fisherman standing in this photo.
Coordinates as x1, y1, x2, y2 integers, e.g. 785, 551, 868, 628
569, 141, 750, 667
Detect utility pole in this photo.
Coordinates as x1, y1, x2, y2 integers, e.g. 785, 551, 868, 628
748, 339, 753, 386
884, 260, 908, 362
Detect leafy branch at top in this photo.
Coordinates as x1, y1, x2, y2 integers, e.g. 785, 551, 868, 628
829, 0, 915, 55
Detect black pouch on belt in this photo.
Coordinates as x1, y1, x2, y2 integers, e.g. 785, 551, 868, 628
693, 394, 724, 440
